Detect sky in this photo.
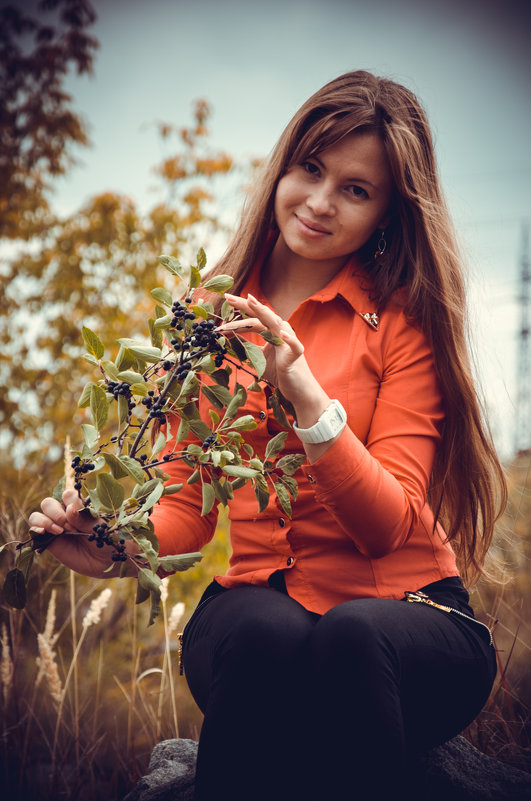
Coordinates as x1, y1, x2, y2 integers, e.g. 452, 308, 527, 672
21, 0, 531, 458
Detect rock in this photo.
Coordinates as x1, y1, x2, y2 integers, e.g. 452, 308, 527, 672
122, 738, 197, 801
411, 735, 531, 800
123, 735, 531, 801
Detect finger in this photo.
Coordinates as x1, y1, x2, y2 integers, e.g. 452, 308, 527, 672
40, 497, 68, 528
63, 489, 84, 510
216, 316, 263, 334
28, 510, 64, 535
246, 294, 285, 338
278, 327, 305, 357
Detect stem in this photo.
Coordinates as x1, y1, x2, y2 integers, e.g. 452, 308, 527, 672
52, 625, 88, 769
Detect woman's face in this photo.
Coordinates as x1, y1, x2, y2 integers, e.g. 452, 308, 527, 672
274, 131, 393, 272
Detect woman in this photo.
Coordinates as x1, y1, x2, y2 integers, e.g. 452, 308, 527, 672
30, 71, 506, 800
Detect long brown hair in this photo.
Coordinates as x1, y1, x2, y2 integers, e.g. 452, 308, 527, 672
208, 70, 507, 583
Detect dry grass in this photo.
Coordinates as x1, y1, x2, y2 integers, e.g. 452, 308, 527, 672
1, 455, 530, 799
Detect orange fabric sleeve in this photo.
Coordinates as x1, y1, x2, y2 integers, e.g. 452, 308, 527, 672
303, 308, 444, 558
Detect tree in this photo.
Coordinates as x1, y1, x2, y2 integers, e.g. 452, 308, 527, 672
0, 0, 238, 472
0, 102, 236, 471
0, 0, 98, 240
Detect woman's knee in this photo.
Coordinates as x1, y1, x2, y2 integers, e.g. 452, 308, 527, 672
310, 598, 400, 674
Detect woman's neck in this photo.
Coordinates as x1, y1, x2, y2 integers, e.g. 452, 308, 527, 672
261, 237, 348, 319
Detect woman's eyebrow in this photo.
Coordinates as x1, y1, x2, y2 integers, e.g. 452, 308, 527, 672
310, 155, 378, 190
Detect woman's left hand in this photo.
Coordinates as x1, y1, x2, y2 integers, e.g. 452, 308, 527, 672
219, 293, 328, 413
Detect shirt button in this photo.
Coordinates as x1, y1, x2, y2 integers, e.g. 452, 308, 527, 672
307, 474, 315, 484
259, 411, 266, 421
286, 557, 294, 566
278, 518, 286, 528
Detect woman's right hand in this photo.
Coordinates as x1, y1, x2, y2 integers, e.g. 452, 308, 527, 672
28, 489, 119, 578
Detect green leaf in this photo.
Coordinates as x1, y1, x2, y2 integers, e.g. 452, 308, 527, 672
247, 380, 262, 392
149, 590, 162, 626
178, 371, 199, 400
78, 381, 97, 408
81, 423, 98, 449
201, 482, 216, 515
118, 395, 129, 424
163, 483, 183, 494
276, 454, 306, 475
142, 481, 164, 511
187, 469, 200, 485
103, 453, 129, 479
158, 255, 183, 276
243, 341, 266, 379
16, 546, 34, 580
115, 345, 134, 371
196, 247, 207, 270
177, 419, 190, 442
226, 336, 247, 361
96, 473, 125, 510
157, 552, 203, 572
220, 300, 234, 321
151, 431, 166, 458
3, 569, 26, 609
191, 303, 208, 320
136, 582, 150, 605
188, 419, 214, 442
117, 339, 162, 363
274, 482, 292, 518
149, 317, 164, 348
227, 415, 257, 431
82, 326, 104, 359
102, 360, 120, 380
130, 382, 148, 397
211, 479, 228, 506
119, 455, 146, 484
90, 384, 108, 431
189, 265, 202, 288
201, 384, 232, 410
280, 474, 298, 500
83, 353, 99, 366
222, 464, 259, 479
209, 409, 220, 426
259, 329, 283, 346
133, 478, 160, 500
269, 390, 291, 429
253, 480, 270, 513
211, 368, 230, 388
153, 314, 172, 329
202, 274, 234, 294
265, 431, 288, 460
138, 566, 161, 592
150, 287, 173, 306
224, 387, 245, 421
117, 370, 144, 385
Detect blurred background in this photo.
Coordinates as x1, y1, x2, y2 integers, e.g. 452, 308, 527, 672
1, 1, 530, 799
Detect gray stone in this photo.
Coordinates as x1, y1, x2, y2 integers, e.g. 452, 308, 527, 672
411, 735, 531, 800
122, 738, 197, 801
123, 735, 531, 801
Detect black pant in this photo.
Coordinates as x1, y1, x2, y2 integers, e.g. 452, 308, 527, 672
182, 578, 496, 801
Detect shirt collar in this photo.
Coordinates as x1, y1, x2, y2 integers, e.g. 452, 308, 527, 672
244, 240, 377, 316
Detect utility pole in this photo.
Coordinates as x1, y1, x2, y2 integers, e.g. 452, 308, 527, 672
515, 220, 531, 455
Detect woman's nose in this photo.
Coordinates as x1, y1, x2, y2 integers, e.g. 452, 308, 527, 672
306, 184, 335, 216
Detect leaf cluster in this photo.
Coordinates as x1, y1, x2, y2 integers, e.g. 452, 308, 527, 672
2, 249, 304, 623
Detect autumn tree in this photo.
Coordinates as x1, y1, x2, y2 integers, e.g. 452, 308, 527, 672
0, 0, 98, 240
0, 2, 238, 476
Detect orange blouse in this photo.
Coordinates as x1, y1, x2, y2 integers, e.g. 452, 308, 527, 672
150, 254, 458, 615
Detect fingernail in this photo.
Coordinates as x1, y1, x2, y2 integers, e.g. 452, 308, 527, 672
247, 293, 257, 302
51, 524, 64, 534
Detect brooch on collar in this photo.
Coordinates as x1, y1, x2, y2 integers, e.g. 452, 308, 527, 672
358, 311, 380, 331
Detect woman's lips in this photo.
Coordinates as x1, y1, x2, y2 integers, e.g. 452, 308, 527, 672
295, 214, 332, 236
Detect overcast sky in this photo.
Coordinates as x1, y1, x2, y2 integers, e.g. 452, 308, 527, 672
23, 0, 531, 457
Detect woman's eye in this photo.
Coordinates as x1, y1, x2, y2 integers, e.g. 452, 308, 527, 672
348, 185, 369, 199
302, 161, 320, 176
